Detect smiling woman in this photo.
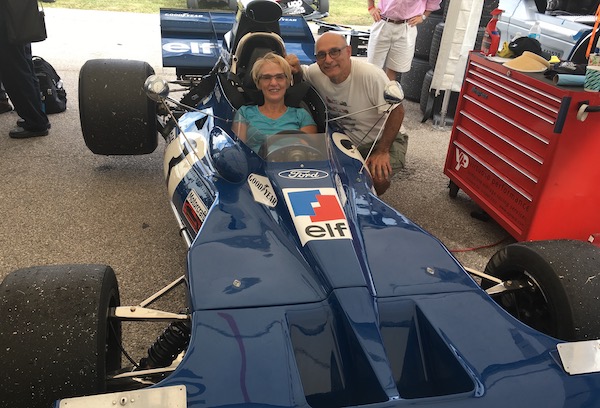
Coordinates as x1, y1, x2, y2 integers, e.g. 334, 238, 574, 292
232, 52, 317, 154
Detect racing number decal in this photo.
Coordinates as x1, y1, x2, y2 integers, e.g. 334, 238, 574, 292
283, 188, 351, 246
163, 134, 206, 198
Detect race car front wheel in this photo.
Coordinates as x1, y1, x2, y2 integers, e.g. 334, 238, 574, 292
482, 240, 600, 341
0, 264, 121, 408
79, 59, 158, 155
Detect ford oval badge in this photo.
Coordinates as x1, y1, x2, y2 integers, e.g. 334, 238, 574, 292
278, 169, 329, 180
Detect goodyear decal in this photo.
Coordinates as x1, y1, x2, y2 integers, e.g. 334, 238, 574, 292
283, 187, 351, 246
248, 174, 277, 207
183, 189, 208, 233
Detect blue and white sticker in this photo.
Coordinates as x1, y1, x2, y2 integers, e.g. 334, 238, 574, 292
247, 173, 278, 207
283, 187, 351, 246
278, 169, 329, 180
164, 131, 207, 198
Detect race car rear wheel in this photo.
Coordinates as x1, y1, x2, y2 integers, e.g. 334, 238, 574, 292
483, 240, 600, 341
79, 59, 158, 155
0, 264, 121, 408
316, 0, 329, 14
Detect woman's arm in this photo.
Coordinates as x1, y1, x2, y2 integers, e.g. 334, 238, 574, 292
300, 124, 317, 134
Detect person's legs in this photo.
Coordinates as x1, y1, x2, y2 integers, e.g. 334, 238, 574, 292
367, 20, 393, 70
0, 82, 12, 113
357, 132, 408, 195
0, 70, 13, 113
0, 38, 49, 133
385, 24, 418, 81
388, 131, 409, 172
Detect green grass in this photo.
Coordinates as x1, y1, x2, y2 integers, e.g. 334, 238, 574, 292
42, 0, 373, 26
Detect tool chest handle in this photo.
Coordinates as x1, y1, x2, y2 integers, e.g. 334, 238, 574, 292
577, 102, 600, 121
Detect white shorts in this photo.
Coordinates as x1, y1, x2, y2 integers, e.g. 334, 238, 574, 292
367, 19, 418, 74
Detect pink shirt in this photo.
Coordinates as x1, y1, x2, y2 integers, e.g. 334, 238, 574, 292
378, 0, 441, 20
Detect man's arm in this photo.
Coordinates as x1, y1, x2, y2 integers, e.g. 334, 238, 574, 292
365, 103, 404, 181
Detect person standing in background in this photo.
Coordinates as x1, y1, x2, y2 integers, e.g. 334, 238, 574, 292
367, 0, 441, 81
0, 79, 13, 113
0, 2, 50, 138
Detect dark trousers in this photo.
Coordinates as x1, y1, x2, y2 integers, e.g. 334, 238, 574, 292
0, 75, 7, 100
0, 21, 49, 130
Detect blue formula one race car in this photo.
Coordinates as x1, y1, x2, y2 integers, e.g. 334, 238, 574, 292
2, 1, 600, 407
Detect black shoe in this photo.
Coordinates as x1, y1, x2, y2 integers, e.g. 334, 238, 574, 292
9, 126, 49, 139
17, 119, 51, 129
0, 99, 13, 114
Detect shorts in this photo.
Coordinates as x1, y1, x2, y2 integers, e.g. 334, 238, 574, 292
358, 132, 409, 174
367, 19, 418, 73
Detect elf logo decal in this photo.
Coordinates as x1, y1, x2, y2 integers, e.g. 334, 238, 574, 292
455, 148, 469, 171
283, 188, 351, 246
162, 41, 217, 56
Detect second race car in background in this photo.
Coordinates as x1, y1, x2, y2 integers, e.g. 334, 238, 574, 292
187, 0, 329, 21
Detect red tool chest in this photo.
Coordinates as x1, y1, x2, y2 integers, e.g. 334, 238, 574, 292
444, 52, 600, 242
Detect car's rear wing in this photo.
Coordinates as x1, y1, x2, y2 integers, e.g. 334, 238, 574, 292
160, 8, 316, 75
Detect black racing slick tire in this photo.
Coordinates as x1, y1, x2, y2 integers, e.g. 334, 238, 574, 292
79, 59, 157, 155
419, 69, 433, 115
429, 22, 444, 68
400, 57, 430, 102
483, 240, 600, 341
414, 14, 442, 61
0, 264, 121, 408
316, 0, 329, 14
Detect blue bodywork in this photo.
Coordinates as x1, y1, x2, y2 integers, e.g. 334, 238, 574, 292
60, 1, 600, 406
156, 111, 600, 407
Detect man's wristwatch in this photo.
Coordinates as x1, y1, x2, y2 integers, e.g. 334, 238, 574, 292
421, 14, 427, 20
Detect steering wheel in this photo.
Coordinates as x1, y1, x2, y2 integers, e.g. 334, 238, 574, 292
261, 132, 324, 162
266, 143, 323, 162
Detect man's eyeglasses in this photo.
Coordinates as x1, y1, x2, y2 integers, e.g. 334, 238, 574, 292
259, 73, 287, 82
315, 47, 346, 61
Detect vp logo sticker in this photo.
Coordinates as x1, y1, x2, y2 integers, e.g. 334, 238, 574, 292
455, 148, 469, 171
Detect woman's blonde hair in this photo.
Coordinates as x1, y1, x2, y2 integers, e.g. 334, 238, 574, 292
251, 52, 292, 88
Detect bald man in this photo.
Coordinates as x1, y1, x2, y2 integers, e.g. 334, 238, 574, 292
286, 32, 408, 195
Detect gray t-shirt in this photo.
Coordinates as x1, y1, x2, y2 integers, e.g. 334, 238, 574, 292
301, 59, 401, 146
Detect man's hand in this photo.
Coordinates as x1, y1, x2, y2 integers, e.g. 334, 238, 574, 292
368, 6, 381, 22
408, 14, 427, 27
285, 54, 301, 75
366, 150, 392, 182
